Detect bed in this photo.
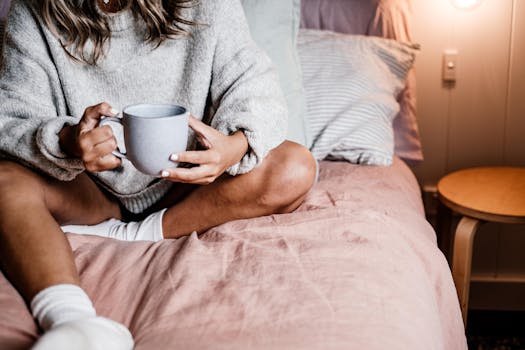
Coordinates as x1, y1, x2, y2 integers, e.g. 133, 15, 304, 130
0, 0, 467, 349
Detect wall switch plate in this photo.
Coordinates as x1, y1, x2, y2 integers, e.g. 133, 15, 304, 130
443, 49, 458, 82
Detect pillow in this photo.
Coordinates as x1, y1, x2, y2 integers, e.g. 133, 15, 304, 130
240, 0, 309, 147
300, 0, 378, 35
298, 29, 418, 166
300, 0, 424, 162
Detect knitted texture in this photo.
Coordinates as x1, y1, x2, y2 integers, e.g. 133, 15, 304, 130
0, 0, 287, 213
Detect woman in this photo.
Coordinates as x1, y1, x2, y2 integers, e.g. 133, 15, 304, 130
0, 0, 316, 348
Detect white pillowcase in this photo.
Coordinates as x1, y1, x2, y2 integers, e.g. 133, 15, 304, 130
298, 29, 418, 166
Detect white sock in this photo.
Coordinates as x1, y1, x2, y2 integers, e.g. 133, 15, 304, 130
30, 284, 133, 350
31, 284, 96, 331
61, 208, 166, 241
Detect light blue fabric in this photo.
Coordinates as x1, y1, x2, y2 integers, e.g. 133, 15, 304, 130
241, 0, 309, 147
298, 29, 418, 166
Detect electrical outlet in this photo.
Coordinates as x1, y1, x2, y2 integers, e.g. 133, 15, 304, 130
443, 50, 458, 82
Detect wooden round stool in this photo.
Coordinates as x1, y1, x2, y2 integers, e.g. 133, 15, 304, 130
437, 167, 525, 326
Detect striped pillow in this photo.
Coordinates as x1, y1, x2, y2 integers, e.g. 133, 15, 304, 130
298, 29, 418, 166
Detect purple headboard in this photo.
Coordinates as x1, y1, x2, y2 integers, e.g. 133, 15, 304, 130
300, 0, 423, 163
0, 0, 10, 20
301, 0, 413, 40
0, 0, 10, 39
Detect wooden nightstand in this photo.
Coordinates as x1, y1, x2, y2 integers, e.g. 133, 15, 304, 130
437, 167, 525, 326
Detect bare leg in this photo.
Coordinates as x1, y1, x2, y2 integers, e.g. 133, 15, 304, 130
0, 162, 133, 349
0, 161, 121, 301
156, 141, 317, 238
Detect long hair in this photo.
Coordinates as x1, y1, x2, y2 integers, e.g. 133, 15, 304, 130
35, 0, 198, 65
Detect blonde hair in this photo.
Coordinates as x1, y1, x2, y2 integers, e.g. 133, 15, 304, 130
35, 0, 198, 65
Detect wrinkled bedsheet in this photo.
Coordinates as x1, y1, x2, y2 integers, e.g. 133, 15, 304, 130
0, 158, 467, 349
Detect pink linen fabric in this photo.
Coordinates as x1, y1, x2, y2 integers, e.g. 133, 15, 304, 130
300, 0, 423, 163
0, 159, 465, 349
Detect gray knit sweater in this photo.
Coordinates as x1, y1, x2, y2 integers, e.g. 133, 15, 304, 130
0, 0, 287, 213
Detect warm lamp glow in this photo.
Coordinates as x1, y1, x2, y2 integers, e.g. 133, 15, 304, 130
450, 0, 483, 10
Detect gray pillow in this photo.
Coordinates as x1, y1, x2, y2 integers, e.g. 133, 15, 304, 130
298, 29, 418, 166
241, 0, 309, 146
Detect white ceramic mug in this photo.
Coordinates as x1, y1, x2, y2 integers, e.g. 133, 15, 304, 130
100, 103, 189, 176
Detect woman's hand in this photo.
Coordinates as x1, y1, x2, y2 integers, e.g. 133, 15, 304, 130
161, 116, 248, 185
59, 102, 121, 172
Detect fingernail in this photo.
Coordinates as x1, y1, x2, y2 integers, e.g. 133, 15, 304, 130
161, 170, 169, 178
110, 107, 120, 116
169, 154, 178, 161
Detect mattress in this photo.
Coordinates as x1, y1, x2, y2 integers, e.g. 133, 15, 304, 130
0, 158, 467, 349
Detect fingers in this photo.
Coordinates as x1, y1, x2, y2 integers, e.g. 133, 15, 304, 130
173, 150, 221, 166
81, 136, 118, 163
163, 118, 238, 184
161, 149, 223, 184
78, 125, 115, 152
82, 138, 121, 171
78, 125, 121, 172
78, 125, 117, 163
160, 166, 217, 185
84, 153, 121, 173
188, 115, 213, 134
188, 116, 216, 148
76, 102, 121, 172
79, 102, 119, 134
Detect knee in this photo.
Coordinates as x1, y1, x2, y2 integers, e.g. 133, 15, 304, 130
258, 142, 317, 213
0, 161, 45, 202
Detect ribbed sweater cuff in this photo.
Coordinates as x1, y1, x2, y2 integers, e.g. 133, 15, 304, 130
35, 117, 85, 180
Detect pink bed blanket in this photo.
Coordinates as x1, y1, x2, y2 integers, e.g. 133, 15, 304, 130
0, 158, 466, 349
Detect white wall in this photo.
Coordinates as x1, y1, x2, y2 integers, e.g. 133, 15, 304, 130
411, 0, 525, 310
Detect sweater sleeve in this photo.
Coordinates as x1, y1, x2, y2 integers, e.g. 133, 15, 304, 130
0, 1, 84, 181
208, 0, 288, 176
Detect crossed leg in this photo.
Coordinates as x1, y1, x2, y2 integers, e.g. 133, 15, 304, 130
0, 162, 133, 349
155, 141, 317, 238
0, 162, 121, 301
0, 141, 315, 348
0, 141, 315, 301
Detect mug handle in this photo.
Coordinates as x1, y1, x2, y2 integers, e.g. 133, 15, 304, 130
99, 117, 127, 159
